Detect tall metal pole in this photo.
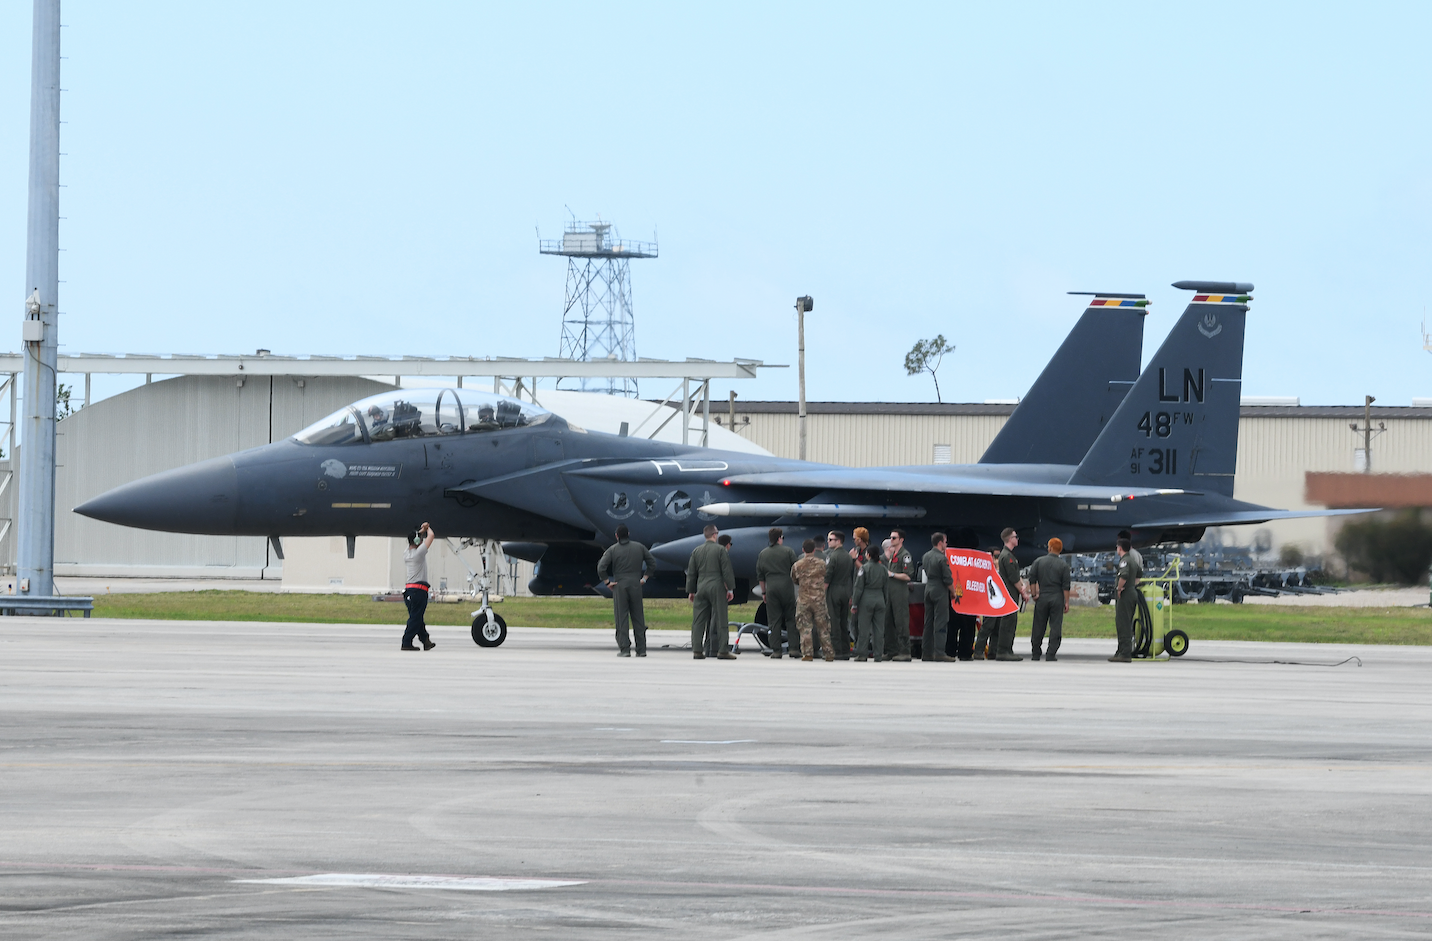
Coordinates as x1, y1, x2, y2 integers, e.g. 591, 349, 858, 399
795, 296, 812, 461
17, 0, 61, 597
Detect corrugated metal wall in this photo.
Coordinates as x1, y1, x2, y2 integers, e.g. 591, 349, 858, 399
733, 411, 1007, 466
52, 375, 393, 577
1231, 415, 1432, 553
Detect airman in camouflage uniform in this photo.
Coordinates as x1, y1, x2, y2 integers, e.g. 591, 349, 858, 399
790, 539, 834, 661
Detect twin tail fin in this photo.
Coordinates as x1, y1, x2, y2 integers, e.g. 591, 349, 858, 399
1070, 282, 1252, 497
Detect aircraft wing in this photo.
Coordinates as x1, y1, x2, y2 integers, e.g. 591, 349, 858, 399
718, 468, 1191, 501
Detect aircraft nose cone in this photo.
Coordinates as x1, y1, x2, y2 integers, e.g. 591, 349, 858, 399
75, 456, 239, 534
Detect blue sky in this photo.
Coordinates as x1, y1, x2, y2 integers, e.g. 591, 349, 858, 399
1, 2, 1428, 406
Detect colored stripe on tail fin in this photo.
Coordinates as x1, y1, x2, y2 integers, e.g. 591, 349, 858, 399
1070, 282, 1251, 497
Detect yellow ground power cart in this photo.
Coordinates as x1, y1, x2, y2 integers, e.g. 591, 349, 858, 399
1133, 555, 1190, 659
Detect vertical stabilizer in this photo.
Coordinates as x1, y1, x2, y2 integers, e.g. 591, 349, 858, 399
1070, 283, 1252, 497
980, 294, 1147, 465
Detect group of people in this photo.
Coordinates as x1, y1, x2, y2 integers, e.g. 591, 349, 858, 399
396, 519, 1142, 663
597, 522, 1147, 663
751, 526, 966, 663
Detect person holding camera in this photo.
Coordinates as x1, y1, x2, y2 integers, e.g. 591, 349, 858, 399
401, 522, 437, 651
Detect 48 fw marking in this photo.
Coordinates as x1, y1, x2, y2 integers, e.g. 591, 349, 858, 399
1137, 410, 1195, 438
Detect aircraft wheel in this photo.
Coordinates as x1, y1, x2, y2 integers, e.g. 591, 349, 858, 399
1164, 629, 1190, 657
1229, 586, 1246, 604
472, 611, 507, 647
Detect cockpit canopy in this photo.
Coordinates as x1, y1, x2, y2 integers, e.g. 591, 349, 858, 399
293, 389, 552, 446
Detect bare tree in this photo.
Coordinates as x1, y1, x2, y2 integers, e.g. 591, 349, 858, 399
904, 335, 954, 403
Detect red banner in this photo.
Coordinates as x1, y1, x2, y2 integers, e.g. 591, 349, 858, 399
947, 548, 1020, 617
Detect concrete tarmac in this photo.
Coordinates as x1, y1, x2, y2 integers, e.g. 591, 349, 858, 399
1, 618, 1429, 939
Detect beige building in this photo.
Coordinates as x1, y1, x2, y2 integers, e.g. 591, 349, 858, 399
714, 401, 1432, 559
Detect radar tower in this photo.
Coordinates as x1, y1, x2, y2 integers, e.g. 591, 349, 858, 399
540, 219, 656, 396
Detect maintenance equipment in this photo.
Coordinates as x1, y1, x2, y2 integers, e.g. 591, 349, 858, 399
1131, 555, 1190, 659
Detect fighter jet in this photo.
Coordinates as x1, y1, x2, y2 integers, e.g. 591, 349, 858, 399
76, 282, 1360, 609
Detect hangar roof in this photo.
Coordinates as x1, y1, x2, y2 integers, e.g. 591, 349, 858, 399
0, 352, 777, 380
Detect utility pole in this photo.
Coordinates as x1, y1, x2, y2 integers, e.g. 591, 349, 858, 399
16, 0, 61, 597
795, 295, 813, 461
1349, 394, 1384, 474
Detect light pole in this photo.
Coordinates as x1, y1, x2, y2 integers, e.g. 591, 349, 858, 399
16, 0, 61, 597
795, 295, 813, 461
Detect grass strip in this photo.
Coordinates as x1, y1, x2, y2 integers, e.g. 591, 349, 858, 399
83, 591, 1432, 645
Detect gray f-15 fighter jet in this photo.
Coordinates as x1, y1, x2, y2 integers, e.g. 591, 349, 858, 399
76, 282, 1359, 602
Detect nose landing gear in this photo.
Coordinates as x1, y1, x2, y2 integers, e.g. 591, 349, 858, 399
472, 610, 507, 647
459, 538, 508, 648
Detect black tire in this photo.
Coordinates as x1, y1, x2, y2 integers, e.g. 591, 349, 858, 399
1229, 586, 1245, 604
1131, 592, 1153, 658
1164, 629, 1190, 657
472, 611, 508, 647
1199, 584, 1218, 604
